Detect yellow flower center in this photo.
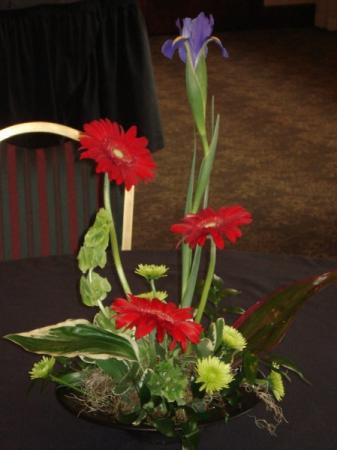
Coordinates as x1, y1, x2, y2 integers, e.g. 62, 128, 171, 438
203, 221, 217, 228
111, 148, 124, 159
207, 370, 217, 381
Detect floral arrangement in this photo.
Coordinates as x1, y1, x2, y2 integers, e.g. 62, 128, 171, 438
5, 13, 337, 450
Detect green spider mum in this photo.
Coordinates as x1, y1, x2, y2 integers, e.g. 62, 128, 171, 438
268, 365, 285, 401
29, 356, 55, 380
196, 356, 233, 395
135, 264, 169, 281
222, 325, 247, 351
137, 290, 168, 301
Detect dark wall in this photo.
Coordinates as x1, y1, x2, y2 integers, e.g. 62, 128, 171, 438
139, 0, 315, 35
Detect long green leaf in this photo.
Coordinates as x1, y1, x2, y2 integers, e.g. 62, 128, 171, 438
233, 269, 337, 353
185, 50, 207, 138
182, 146, 197, 299
262, 353, 311, 384
185, 143, 197, 215
181, 246, 202, 307
192, 115, 220, 213
5, 319, 139, 361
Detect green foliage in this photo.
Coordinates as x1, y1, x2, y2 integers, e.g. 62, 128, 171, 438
263, 353, 310, 384
146, 361, 188, 405
84, 208, 111, 248
93, 309, 116, 332
192, 115, 219, 213
181, 147, 197, 299
96, 358, 129, 379
196, 338, 214, 358
242, 350, 259, 384
78, 246, 107, 273
209, 317, 225, 352
55, 371, 87, 389
196, 317, 225, 357
181, 416, 200, 450
77, 208, 113, 308
181, 246, 202, 307
5, 320, 139, 361
77, 209, 111, 273
201, 274, 241, 321
153, 417, 177, 438
114, 362, 140, 395
80, 272, 111, 307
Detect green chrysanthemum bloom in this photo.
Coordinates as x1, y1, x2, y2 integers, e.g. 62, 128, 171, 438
196, 356, 234, 395
137, 290, 168, 301
29, 356, 56, 380
222, 325, 247, 352
268, 365, 285, 401
135, 264, 169, 281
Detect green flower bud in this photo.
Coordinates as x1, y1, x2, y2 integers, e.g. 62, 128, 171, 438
268, 365, 285, 401
29, 356, 56, 380
135, 264, 169, 281
222, 325, 247, 352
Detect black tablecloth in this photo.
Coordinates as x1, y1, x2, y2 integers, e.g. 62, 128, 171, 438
1, 250, 336, 450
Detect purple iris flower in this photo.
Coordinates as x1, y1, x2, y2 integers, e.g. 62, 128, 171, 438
161, 12, 228, 67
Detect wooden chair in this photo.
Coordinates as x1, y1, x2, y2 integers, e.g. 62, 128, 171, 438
0, 122, 134, 260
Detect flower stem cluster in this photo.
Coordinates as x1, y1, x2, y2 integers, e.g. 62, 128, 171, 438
163, 14, 252, 321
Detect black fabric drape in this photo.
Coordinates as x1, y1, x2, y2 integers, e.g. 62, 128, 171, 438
0, 1, 83, 9
0, 0, 163, 150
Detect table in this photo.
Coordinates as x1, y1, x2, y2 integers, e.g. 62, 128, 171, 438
1, 250, 336, 450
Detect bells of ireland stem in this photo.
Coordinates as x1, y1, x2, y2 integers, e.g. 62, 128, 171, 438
185, 45, 208, 146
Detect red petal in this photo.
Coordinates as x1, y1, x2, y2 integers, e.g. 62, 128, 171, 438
134, 318, 156, 339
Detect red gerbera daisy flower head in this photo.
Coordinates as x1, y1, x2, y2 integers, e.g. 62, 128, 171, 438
111, 295, 203, 352
79, 119, 156, 190
170, 205, 252, 249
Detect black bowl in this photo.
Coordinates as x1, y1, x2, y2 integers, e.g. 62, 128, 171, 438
56, 387, 259, 445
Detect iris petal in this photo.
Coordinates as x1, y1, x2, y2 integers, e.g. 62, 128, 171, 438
161, 12, 229, 67
207, 36, 229, 59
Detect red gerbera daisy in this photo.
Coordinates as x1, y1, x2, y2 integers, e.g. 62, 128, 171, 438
171, 205, 252, 249
111, 295, 203, 352
79, 119, 156, 190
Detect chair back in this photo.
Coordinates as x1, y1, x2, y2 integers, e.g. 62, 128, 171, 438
0, 122, 134, 260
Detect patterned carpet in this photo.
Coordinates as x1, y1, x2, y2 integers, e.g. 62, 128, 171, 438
133, 27, 337, 259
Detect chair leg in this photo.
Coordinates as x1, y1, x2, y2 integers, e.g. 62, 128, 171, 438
122, 186, 135, 251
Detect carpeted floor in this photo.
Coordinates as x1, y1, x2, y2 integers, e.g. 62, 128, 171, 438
133, 27, 337, 259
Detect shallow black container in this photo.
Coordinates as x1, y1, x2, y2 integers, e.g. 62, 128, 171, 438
56, 387, 259, 446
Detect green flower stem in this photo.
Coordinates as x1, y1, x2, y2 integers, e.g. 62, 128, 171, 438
50, 375, 83, 394
200, 132, 209, 156
181, 245, 202, 307
195, 240, 217, 323
103, 174, 131, 296
150, 279, 157, 297
97, 300, 109, 318
181, 243, 192, 299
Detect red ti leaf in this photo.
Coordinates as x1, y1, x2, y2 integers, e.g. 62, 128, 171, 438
233, 269, 337, 354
